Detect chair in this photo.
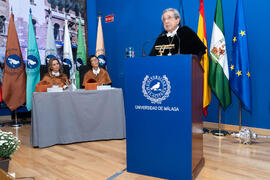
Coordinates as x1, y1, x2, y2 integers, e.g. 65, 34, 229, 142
79, 65, 91, 89
40, 65, 70, 80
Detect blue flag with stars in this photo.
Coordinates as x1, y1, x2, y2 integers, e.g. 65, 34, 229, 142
229, 0, 251, 111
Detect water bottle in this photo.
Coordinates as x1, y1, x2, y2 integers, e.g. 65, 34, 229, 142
126, 47, 135, 58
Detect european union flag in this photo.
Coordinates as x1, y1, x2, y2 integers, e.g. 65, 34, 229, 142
229, 0, 251, 111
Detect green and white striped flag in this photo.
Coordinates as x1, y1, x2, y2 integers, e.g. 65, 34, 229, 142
209, 0, 231, 109
75, 18, 86, 88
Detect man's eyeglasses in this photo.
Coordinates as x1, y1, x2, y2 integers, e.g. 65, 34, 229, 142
162, 15, 175, 22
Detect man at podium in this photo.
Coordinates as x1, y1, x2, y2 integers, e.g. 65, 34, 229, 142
149, 8, 206, 57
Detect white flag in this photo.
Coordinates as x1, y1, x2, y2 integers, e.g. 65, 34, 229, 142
63, 19, 75, 79
45, 16, 57, 65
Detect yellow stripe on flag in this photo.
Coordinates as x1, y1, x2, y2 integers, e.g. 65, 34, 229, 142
197, 0, 211, 117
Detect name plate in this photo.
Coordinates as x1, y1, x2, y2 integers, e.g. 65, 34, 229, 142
97, 85, 112, 90
47, 86, 63, 92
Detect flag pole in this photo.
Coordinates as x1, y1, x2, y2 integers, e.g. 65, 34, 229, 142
9, 110, 23, 127
219, 103, 221, 131
239, 100, 242, 130
211, 103, 228, 136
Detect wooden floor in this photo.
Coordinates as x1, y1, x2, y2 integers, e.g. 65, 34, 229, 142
1, 125, 270, 180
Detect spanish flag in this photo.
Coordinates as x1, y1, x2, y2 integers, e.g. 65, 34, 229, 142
197, 0, 211, 117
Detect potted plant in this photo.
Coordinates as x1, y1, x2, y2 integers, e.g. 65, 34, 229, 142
0, 130, 20, 172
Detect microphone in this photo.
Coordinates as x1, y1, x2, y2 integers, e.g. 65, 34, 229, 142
175, 33, 181, 54
142, 32, 166, 56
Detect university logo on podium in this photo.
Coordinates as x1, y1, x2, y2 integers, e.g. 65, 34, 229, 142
142, 75, 171, 104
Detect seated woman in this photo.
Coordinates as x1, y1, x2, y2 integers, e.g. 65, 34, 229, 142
35, 57, 70, 92
83, 55, 111, 87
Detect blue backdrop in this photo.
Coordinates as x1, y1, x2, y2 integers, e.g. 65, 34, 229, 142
87, 0, 270, 129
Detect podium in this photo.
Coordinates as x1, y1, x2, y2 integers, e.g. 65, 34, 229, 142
124, 55, 204, 180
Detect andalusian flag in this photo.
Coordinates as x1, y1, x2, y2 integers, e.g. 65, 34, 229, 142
96, 16, 106, 68
75, 18, 86, 88
209, 0, 231, 109
197, 0, 211, 117
230, 0, 251, 111
26, 9, 41, 110
45, 14, 57, 65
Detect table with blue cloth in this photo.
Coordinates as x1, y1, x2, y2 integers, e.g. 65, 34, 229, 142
31, 88, 126, 148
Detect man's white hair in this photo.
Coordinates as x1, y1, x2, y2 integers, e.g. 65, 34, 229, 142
161, 8, 181, 22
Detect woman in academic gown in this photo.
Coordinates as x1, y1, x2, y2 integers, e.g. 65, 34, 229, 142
35, 58, 70, 92
82, 55, 111, 87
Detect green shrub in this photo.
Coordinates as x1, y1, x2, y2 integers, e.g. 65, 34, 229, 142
0, 131, 20, 159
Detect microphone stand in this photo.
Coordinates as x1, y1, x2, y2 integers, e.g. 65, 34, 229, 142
142, 33, 166, 57
142, 39, 153, 57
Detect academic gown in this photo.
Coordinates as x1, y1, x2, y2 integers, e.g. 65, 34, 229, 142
35, 73, 70, 92
83, 68, 112, 87
149, 26, 206, 57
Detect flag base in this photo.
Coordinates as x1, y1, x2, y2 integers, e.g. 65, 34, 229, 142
211, 104, 229, 136
9, 111, 23, 127
203, 128, 209, 133
211, 129, 229, 136
9, 123, 23, 127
